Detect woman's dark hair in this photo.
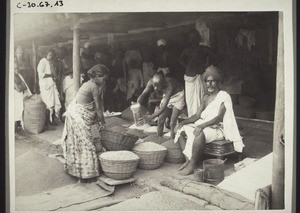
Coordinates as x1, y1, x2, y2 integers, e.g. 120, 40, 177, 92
87, 64, 109, 79
46, 49, 56, 57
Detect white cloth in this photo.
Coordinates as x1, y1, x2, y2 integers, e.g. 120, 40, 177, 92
37, 58, 61, 121
175, 90, 244, 160
196, 18, 211, 47
62, 75, 76, 109
184, 74, 206, 117
14, 74, 32, 124
14, 90, 24, 122
160, 90, 185, 111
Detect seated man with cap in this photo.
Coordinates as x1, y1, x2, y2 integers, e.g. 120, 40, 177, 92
174, 65, 244, 175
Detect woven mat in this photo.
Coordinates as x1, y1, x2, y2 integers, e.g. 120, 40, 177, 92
16, 182, 114, 211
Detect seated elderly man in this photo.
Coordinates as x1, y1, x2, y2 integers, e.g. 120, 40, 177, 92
137, 71, 185, 138
174, 66, 244, 175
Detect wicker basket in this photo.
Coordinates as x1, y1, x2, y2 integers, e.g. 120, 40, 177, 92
100, 128, 139, 151
99, 151, 140, 180
161, 140, 185, 164
132, 144, 167, 170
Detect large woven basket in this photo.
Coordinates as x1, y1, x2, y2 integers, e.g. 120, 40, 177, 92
132, 145, 167, 170
100, 128, 139, 151
99, 151, 140, 180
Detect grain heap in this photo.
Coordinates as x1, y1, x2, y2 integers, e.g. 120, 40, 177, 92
100, 151, 139, 161
132, 142, 167, 170
126, 129, 147, 138
99, 151, 140, 180
143, 134, 169, 144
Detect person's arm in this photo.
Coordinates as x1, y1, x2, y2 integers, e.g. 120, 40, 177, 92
147, 84, 172, 120
92, 88, 106, 125
139, 69, 144, 88
136, 80, 152, 105
113, 79, 121, 93
179, 49, 188, 68
176, 95, 208, 130
194, 103, 226, 136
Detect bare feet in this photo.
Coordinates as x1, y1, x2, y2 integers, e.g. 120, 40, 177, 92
178, 160, 189, 171
179, 163, 195, 176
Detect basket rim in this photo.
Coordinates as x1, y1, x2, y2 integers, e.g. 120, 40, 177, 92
132, 148, 167, 153
101, 128, 139, 139
99, 156, 140, 163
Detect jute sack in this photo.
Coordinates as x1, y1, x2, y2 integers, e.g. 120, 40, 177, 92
23, 95, 46, 134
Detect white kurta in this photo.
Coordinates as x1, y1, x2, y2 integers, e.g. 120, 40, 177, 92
37, 58, 61, 121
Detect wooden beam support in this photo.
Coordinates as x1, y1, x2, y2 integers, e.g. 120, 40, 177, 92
32, 40, 37, 94
271, 12, 284, 209
72, 27, 81, 93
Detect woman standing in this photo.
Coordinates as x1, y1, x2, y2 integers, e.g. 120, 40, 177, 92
62, 64, 108, 182
37, 50, 62, 126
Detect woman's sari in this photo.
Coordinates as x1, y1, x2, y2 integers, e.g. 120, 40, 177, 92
61, 100, 100, 179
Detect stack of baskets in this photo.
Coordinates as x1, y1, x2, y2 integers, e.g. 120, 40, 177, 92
99, 151, 140, 180
100, 128, 139, 151
132, 142, 167, 170
161, 140, 185, 164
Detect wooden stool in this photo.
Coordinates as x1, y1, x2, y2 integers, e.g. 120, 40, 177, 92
204, 140, 236, 160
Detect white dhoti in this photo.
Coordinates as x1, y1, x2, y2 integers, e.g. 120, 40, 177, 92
184, 74, 206, 117
38, 58, 62, 122
160, 90, 185, 111
39, 84, 61, 122
175, 90, 244, 160
14, 74, 32, 126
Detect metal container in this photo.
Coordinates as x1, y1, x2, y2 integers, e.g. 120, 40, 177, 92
203, 159, 225, 184
130, 103, 143, 126
194, 168, 204, 182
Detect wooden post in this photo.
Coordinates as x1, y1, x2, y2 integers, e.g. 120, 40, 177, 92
271, 12, 284, 209
32, 40, 37, 94
73, 27, 81, 93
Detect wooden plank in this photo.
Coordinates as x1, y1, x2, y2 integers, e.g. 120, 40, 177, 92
72, 28, 81, 93
31, 40, 37, 94
271, 12, 284, 209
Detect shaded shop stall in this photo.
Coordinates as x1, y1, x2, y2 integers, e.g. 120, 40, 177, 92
14, 12, 284, 210
15, 12, 278, 120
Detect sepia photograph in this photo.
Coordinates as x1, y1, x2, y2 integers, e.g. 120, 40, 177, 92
8, 0, 295, 212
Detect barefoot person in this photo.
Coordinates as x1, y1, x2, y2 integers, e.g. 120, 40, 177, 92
179, 29, 222, 117
174, 66, 244, 175
137, 71, 185, 138
37, 49, 62, 126
61, 64, 108, 182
